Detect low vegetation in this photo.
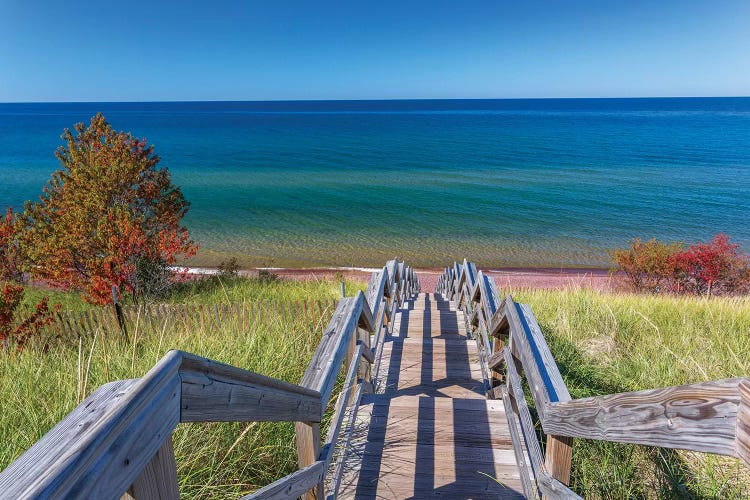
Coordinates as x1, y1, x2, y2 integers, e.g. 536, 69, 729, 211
0, 276, 358, 497
613, 234, 750, 296
512, 288, 750, 499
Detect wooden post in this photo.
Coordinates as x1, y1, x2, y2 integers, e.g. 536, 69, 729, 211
737, 379, 750, 466
544, 434, 573, 487
123, 437, 179, 499
295, 422, 323, 499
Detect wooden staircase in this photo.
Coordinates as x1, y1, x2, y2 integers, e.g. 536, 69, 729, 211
337, 293, 526, 499
3, 258, 750, 500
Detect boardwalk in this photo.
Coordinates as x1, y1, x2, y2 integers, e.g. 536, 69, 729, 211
338, 293, 526, 499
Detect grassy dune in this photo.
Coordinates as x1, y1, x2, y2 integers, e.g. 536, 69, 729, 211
2, 279, 750, 498
511, 288, 750, 499
1, 276, 363, 498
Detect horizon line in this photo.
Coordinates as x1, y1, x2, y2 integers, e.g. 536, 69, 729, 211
2, 95, 750, 105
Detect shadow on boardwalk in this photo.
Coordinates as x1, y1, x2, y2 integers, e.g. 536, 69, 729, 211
336, 293, 525, 499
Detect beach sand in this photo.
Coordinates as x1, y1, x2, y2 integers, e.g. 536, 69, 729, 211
193, 266, 615, 293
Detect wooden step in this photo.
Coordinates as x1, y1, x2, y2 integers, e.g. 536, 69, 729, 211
334, 294, 527, 499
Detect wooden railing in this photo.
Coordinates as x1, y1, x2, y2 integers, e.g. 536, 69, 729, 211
0, 258, 419, 500
437, 259, 750, 499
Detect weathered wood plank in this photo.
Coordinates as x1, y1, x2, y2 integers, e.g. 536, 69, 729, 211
500, 385, 539, 500
320, 343, 363, 467
242, 460, 326, 500
179, 353, 321, 423
356, 290, 373, 331
738, 380, 750, 466
545, 377, 744, 455
295, 421, 323, 500
365, 269, 386, 319
301, 296, 362, 411
504, 348, 544, 477
127, 436, 179, 500
502, 298, 562, 419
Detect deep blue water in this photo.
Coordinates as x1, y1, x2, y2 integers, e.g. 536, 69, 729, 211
1, 98, 748, 267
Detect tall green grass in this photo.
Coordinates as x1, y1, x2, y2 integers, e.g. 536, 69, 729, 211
0, 277, 357, 499
167, 275, 365, 304
510, 288, 750, 499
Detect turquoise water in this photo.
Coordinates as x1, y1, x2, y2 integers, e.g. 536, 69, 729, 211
1, 98, 749, 267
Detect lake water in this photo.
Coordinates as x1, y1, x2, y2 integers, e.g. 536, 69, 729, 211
1, 98, 748, 268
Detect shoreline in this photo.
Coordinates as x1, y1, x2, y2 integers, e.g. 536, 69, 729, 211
176, 265, 615, 293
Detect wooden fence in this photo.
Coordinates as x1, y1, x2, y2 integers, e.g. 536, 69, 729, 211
38, 300, 339, 342
0, 258, 418, 499
437, 259, 750, 500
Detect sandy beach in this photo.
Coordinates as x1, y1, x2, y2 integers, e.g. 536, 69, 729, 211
184, 265, 616, 293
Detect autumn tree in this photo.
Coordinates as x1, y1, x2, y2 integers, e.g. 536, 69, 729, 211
19, 113, 197, 304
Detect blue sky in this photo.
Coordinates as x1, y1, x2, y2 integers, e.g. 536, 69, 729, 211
1, 0, 749, 102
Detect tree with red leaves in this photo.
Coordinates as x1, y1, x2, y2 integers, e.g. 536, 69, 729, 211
670, 233, 750, 297
19, 113, 197, 305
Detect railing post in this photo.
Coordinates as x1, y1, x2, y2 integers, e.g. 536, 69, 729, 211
544, 434, 573, 488
123, 436, 179, 499
737, 379, 750, 466
295, 422, 323, 499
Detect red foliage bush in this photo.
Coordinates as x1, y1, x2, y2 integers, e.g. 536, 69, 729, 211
612, 238, 683, 293
613, 234, 750, 296
0, 207, 23, 283
670, 234, 750, 296
0, 283, 60, 349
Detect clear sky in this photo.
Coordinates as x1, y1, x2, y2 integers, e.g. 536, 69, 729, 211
1, 0, 749, 102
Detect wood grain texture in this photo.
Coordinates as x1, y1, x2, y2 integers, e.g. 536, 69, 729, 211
545, 378, 743, 455
500, 385, 538, 500
365, 269, 386, 320
320, 344, 362, 468
242, 460, 326, 500
738, 380, 750, 466
179, 352, 321, 423
128, 437, 180, 500
356, 290, 374, 332
301, 296, 362, 411
504, 347, 546, 487
295, 422, 323, 500
502, 298, 561, 420
544, 435, 573, 490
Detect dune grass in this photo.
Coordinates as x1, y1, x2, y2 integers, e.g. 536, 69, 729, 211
3, 279, 750, 498
0, 275, 360, 499
509, 288, 750, 499
167, 275, 365, 305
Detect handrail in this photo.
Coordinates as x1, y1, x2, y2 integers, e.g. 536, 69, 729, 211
0, 258, 419, 500
437, 259, 750, 499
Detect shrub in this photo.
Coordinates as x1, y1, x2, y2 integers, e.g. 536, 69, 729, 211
670, 233, 750, 297
18, 113, 197, 305
612, 238, 683, 293
218, 257, 240, 278
0, 208, 23, 283
613, 234, 750, 296
0, 283, 59, 349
